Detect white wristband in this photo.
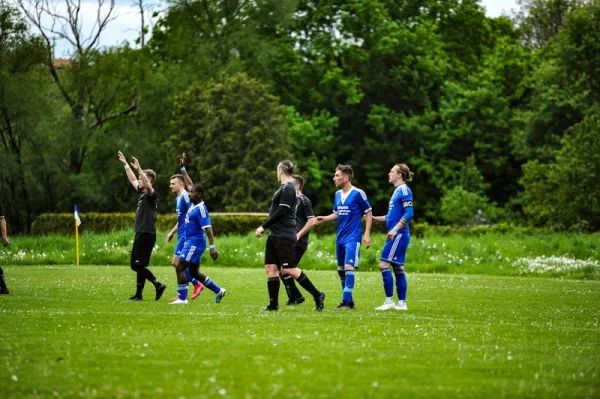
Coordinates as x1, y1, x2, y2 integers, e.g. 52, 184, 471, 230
124, 164, 130, 170
209, 244, 216, 249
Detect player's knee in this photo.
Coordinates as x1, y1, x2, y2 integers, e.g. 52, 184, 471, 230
379, 262, 390, 270
393, 265, 405, 272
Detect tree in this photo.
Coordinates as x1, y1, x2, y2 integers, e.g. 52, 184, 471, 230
168, 73, 291, 212
513, 0, 588, 48
0, 1, 49, 232
17, 0, 142, 174
520, 111, 600, 230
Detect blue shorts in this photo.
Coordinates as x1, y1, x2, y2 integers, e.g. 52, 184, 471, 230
179, 242, 206, 265
380, 232, 410, 266
336, 241, 361, 268
173, 237, 186, 256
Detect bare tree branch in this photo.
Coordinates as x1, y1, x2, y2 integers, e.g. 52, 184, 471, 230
87, 101, 137, 130
85, 0, 116, 51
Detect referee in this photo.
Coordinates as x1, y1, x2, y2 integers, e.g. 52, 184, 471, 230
118, 151, 167, 301
280, 175, 317, 305
255, 160, 325, 311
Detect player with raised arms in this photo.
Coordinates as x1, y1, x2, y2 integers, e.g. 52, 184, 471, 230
118, 151, 167, 302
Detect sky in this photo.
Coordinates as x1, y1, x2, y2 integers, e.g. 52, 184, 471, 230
23, 0, 519, 57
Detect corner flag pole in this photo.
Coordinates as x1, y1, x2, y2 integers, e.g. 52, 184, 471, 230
74, 205, 81, 267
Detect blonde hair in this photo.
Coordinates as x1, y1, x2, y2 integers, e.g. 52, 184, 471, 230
394, 164, 413, 182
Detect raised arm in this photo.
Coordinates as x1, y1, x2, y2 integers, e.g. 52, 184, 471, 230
118, 150, 139, 190
131, 157, 155, 195
180, 153, 194, 192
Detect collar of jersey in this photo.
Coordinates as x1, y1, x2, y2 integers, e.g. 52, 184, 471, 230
340, 186, 355, 204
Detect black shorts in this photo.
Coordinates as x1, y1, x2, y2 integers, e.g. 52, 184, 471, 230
265, 235, 297, 269
295, 242, 308, 265
131, 232, 156, 268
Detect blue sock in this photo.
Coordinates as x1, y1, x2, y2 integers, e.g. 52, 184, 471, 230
395, 270, 407, 301
342, 270, 355, 303
203, 278, 222, 294
177, 284, 188, 301
381, 268, 394, 298
185, 268, 200, 286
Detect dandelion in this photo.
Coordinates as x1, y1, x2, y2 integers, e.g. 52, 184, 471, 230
515, 256, 599, 274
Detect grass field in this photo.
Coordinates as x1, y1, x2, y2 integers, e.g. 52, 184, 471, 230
1, 266, 599, 398
1, 231, 599, 279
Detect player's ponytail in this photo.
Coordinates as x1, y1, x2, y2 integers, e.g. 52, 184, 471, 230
278, 160, 295, 176
395, 164, 414, 182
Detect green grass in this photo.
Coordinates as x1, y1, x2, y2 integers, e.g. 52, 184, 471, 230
1, 266, 599, 398
1, 231, 599, 279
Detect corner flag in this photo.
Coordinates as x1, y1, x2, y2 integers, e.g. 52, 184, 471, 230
74, 205, 82, 227
74, 205, 81, 266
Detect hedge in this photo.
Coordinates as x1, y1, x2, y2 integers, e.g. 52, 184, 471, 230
30, 213, 551, 236
31, 212, 391, 236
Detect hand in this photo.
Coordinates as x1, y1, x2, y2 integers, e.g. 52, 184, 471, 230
117, 150, 127, 165
2, 237, 9, 247
166, 232, 174, 243
363, 234, 371, 249
130, 157, 141, 171
255, 226, 264, 238
180, 152, 187, 168
386, 229, 398, 241
210, 248, 219, 260
296, 233, 301, 241
315, 216, 324, 225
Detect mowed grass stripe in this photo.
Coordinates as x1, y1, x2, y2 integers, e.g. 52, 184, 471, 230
1, 266, 599, 399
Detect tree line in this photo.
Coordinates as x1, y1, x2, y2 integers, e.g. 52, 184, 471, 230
1, 0, 599, 233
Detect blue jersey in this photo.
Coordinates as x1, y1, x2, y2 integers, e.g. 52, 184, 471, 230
175, 191, 192, 240
333, 187, 372, 244
386, 184, 413, 233
184, 202, 212, 246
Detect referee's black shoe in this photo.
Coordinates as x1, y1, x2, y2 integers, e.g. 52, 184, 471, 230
287, 296, 305, 306
263, 305, 279, 311
314, 292, 326, 311
128, 295, 143, 301
333, 301, 354, 310
155, 283, 167, 301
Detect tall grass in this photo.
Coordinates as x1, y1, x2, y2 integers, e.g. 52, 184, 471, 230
1, 230, 599, 279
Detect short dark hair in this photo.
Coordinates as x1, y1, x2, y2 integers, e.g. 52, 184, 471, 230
143, 169, 156, 183
191, 183, 204, 196
277, 160, 294, 176
170, 174, 184, 183
292, 175, 305, 190
336, 164, 353, 179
